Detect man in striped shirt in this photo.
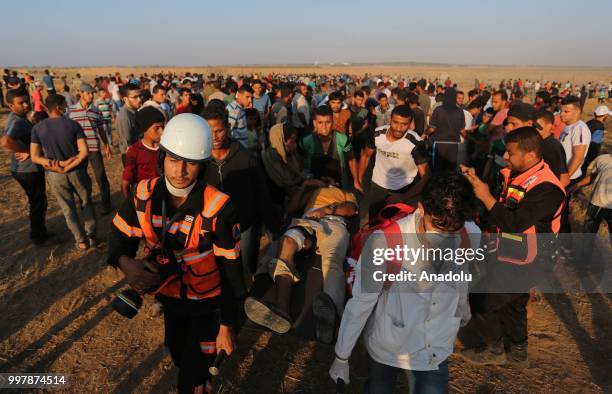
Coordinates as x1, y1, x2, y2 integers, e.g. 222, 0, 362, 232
226, 84, 253, 148
68, 83, 113, 214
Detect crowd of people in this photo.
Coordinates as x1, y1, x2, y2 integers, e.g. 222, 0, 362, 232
1, 68, 610, 393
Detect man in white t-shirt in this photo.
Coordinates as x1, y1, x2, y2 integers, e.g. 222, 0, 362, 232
292, 83, 311, 133
109, 80, 121, 113
559, 95, 591, 182
358, 105, 431, 219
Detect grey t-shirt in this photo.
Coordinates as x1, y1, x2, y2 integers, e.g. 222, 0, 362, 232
4, 112, 41, 173
116, 105, 138, 152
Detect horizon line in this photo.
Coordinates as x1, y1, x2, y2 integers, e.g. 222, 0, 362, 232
3, 61, 612, 70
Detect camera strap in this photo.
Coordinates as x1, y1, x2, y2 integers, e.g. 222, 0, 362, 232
160, 199, 188, 248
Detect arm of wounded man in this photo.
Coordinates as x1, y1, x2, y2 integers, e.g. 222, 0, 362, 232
335, 231, 386, 360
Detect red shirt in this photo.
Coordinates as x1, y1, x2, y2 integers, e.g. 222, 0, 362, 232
175, 103, 192, 115
551, 114, 566, 139
122, 140, 160, 184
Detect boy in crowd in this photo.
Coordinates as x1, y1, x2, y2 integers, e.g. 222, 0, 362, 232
121, 106, 166, 198
329, 91, 351, 134
94, 87, 114, 147
1, 88, 49, 245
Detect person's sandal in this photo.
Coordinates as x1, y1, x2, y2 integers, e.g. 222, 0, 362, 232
244, 297, 291, 334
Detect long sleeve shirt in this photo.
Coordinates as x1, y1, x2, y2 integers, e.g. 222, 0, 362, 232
107, 180, 246, 325
335, 214, 480, 371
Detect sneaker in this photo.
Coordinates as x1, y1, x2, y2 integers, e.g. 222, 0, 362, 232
244, 297, 291, 334
506, 342, 530, 368
459, 342, 507, 365
312, 292, 337, 344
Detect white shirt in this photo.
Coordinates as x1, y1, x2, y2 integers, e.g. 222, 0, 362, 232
560, 120, 591, 180
109, 82, 120, 101
587, 154, 612, 209
372, 126, 424, 190
463, 109, 474, 131
291, 93, 310, 128
335, 213, 480, 370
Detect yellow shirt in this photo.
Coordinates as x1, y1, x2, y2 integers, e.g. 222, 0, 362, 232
305, 186, 357, 211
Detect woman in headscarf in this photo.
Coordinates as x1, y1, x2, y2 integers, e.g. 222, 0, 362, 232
261, 122, 304, 204
425, 87, 466, 172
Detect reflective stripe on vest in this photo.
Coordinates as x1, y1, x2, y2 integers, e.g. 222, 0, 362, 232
497, 161, 565, 265
133, 177, 230, 300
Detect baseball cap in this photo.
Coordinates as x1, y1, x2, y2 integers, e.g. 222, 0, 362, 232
79, 83, 95, 93
594, 105, 611, 116
508, 102, 536, 122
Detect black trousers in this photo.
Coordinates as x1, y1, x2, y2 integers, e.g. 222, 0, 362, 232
433, 142, 459, 173
585, 203, 611, 238
12, 171, 47, 242
164, 309, 219, 394
87, 151, 111, 210
470, 293, 529, 346
367, 181, 417, 220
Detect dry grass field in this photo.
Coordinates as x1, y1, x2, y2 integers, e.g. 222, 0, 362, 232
0, 65, 610, 393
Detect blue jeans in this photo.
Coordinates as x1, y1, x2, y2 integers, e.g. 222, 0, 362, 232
364, 354, 448, 394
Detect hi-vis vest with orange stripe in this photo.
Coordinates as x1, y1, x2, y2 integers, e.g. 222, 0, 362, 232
497, 161, 565, 265
132, 177, 234, 300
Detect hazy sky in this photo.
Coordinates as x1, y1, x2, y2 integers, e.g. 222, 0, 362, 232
2, 0, 611, 67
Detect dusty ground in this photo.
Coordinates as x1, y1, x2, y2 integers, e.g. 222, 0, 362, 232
0, 80, 610, 393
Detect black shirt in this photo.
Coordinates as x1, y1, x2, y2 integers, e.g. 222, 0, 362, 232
412, 106, 426, 136
540, 135, 568, 180
309, 132, 354, 184
489, 183, 565, 233
203, 141, 278, 232
429, 105, 465, 142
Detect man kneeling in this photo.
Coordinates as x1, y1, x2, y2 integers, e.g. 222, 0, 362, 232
245, 181, 358, 343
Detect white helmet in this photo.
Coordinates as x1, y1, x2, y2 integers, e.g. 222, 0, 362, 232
160, 113, 212, 162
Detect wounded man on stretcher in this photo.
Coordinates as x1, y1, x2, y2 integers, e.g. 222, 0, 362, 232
244, 183, 358, 344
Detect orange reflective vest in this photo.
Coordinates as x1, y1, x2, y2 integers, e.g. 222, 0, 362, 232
133, 177, 232, 300
497, 161, 565, 265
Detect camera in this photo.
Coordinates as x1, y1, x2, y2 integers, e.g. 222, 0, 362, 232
111, 248, 182, 319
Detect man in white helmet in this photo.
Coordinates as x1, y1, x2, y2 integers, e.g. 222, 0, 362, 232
107, 113, 245, 394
